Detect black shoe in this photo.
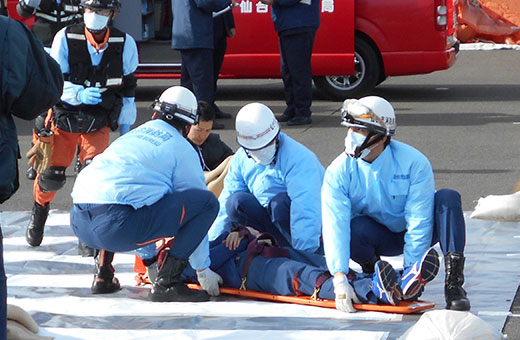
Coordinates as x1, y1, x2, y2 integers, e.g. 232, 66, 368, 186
212, 122, 225, 130
26, 202, 49, 247
91, 275, 121, 294
78, 240, 96, 257
148, 255, 210, 302
91, 250, 121, 294
149, 281, 210, 302
287, 116, 312, 126
215, 110, 232, 119
26, 167, 37, 180
276, 113, 294, 122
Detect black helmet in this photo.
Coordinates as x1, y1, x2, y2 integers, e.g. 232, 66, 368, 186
80, 0, 120, 11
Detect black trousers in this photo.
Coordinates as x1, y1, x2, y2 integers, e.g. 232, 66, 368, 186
180, 48, 215, 105
278, 29, 316, 119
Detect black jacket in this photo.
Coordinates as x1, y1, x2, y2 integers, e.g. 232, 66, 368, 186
0, 16, 63, 203
190, 133, 234, 171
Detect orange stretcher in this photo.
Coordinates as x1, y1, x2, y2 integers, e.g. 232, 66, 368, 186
185, 283, 434, 314
134, 256, 434, 314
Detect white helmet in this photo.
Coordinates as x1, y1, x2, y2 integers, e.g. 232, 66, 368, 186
152, 86, 199, 126
235, 103, 280, 150
341, 96, 396, 136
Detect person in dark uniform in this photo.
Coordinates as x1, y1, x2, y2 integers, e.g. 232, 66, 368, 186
16, 0, 82, 48
0, 0, 8, 16
259, 0, 319, 126
171, 0, 231, 123
1, 14, 63, 339
212, 8, 235, 121
181, 226, 435, 311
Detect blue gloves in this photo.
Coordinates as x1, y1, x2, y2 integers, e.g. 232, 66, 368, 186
77, 87, 102, 105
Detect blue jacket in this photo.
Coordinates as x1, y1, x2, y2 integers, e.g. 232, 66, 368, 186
322, 140, 435, 275
71, 119, 212, 269
208, 133, 324, 252
171, 0, 231, 50
271, 0, 320, 33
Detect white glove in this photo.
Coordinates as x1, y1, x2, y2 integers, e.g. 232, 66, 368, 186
333, 273, 361, 313
197, 267, 223, 296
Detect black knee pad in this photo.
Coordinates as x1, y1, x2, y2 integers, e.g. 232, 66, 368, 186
39, 166, 66, 192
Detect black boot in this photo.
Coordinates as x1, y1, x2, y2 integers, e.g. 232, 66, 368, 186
26, 201, 49, 247
360, 254, 381, 274
91, 250, 121, 294
142, 257, 158, 284
149, 255, 210, 302
445, 252, 471, 311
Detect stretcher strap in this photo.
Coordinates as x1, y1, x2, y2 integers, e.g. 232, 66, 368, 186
240, 233, 290, 290
311, 271, 332, 300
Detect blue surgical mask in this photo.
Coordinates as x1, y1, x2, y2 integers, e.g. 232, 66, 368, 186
84, 12, 110, 32
344, 130, 371, 159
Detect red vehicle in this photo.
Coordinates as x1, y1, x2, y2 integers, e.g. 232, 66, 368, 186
7, 0, 458, 100
134, 0, 458, 99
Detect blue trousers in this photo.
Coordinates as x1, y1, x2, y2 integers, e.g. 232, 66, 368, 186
350, 189, 466, 266
225, 191, 292, 248
0, 228, 6, 340
278, 29, 316, 119
180, 48, 215, 105
70, 189, 218, 260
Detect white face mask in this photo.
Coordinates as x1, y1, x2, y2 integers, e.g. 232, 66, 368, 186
84, 12, 110, 32
248, 143, 277, 165
344, 130, 371, 159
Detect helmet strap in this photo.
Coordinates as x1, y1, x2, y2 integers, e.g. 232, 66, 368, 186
354, 131, 384, 158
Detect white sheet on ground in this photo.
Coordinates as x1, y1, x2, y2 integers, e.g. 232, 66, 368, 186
1, 210, 517, 339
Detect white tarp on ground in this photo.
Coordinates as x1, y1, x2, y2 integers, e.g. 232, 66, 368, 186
460, 42, 520, 50
1, 211, 518, 340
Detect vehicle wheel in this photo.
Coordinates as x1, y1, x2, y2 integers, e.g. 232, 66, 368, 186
314, 37, 382, 100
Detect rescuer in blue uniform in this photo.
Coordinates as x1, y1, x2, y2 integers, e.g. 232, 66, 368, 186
208, 103, 324, 253
322, 96, 471, 312
70, 86, 223, 302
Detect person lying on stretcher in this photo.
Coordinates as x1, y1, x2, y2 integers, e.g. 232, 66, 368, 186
155, 226, 439, 312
